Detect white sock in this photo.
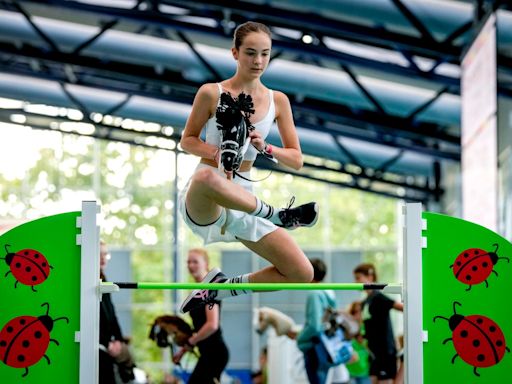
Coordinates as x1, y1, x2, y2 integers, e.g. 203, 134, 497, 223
250, 197, 282, 225
215, 273, 251, 300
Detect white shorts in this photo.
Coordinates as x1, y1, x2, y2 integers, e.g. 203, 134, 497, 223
178, 163, 278, 245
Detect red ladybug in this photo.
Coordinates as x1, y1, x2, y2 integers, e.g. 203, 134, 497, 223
0, 302, 68, 377
433, 301, 509, 377
1, 244, 53, 292
450, 243, 509, 291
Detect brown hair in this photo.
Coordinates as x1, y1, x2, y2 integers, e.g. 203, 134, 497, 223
233, 21, 271, 49
188, 248, 209, 265
310, 258, 327, 282
353, 263, 378, 282
348, 301, 362, 316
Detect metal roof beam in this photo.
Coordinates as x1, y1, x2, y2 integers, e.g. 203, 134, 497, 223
175, 30, 223, 82
8, 0, 462, 89
0, 40, 460, 150
340, 63, 387, 114
390, 0, 437, 44
157, 0, 461, 60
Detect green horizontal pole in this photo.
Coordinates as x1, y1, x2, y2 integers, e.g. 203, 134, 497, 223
107, 282, 401, 292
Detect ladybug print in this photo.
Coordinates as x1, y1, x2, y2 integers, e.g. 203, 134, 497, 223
433, 301, 509, 377
450, 243, 509, 291
0, 302, 68, 377
1, 244, 53, 292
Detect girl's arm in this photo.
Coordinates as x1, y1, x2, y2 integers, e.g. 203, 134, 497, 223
269, 91, 303, 170
188, 304, 220, 346
180, 83, 220, 161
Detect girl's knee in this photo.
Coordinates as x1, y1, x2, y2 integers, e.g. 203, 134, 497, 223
303, 261, 314, 282
292, 261, 314, 283
192, 167, 221, 189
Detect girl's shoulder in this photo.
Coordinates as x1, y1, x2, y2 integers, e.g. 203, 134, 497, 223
272, 89, 289, 103
272, 90, 291, 116
197, 82, 221, 98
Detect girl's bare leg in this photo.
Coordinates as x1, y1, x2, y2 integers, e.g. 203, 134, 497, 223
185, 167, 258, 225
239, 228, 313, 283
180, 168, 314, 313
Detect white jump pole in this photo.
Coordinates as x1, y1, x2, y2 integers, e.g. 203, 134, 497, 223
404, 202, 424, 383
78, 201, 101, 384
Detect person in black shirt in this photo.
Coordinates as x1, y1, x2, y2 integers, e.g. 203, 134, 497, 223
99, 241, 136, 384
353, 263, 403, 384
185, 248, 229, 383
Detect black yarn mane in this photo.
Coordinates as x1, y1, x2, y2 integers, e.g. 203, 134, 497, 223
216, 91, 255, 132
215, 91, 255, 172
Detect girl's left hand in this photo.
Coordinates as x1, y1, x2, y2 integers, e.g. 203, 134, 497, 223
249, 130, 265, 152
107, 340, 123, 357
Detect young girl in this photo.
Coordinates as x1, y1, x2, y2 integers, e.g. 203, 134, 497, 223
346, 301, 371, 384
353, 264, 403, 384
185, 248, 229, 383
179, 21, 318, 313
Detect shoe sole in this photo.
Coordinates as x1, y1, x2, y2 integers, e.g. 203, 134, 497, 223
306, 202, 320, 228
179, 267, 221, 313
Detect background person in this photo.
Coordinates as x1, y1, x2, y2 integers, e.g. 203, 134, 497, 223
346, 301, 371, 384
353, 264, 403, 384
288, 258, 338, 384
185, 248, 229, 383
99, 241, 136, 384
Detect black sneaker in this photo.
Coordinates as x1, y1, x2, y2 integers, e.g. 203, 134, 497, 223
277, 197, 319, 230
180, 268, 227, 313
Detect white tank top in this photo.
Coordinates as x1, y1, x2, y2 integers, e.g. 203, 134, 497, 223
204, 83, 275, 161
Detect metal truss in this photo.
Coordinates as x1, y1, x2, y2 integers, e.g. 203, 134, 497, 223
0, 0, 483, 202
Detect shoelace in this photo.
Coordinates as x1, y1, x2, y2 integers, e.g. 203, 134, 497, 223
285, 196, 296, 209
279, 196, 302, 227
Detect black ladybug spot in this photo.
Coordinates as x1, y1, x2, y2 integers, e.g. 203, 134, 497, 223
19, 319, 26, 325
34, 254, 40, 258
31, 275, 37, 281
474, 250, 480, 255
464, 253, 469, 258
42, 262, 47, 267
0, 340, 6, 347
477, 354, 485, 362
34, 331, 42, 339
472, 266, 478, 271
25, 266, 31, 273
473, 339, 480, 347
456, 261, 461, 266
23, 251, 29, 256
460, 330, 468, 338
15, 262, 21, 268
17, 354, 25, 362
489, 325, 496, 332
6, 326, 13, 333
22, 340, 30, 348
465, 275, 472, 281
497, 340, 503, 347
483, 262, 489, 268
477, 318, 483, 324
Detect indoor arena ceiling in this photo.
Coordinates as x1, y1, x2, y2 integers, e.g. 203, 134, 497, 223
0, 0, 510, 202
